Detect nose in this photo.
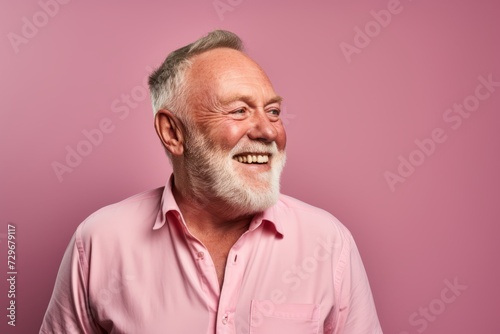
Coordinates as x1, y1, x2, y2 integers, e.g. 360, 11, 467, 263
247, 110, 278, 143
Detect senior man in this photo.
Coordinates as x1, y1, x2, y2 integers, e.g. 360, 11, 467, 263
41, 30, 382, 333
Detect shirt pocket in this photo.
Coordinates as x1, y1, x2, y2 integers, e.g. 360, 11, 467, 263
249, 300, 320, 334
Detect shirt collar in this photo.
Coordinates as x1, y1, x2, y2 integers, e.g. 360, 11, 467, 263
153, 174, 284, 237
251, 202, 284, 237
152, 175, 182, 230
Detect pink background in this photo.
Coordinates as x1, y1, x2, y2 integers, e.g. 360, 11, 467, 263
1, 0, 499, 333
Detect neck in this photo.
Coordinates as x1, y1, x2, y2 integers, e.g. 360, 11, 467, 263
172, 177, 254, 237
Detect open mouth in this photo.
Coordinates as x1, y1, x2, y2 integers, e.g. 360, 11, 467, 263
233, 153, 270, 164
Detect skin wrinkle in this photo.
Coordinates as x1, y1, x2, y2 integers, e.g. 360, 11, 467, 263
187, 49, 281, 118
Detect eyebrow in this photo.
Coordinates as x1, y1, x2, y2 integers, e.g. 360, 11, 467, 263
219, 94, 283, 106
267, 96, 283, 104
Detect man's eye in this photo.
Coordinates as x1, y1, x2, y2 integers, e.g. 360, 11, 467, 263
269, 109, 281, 116
232, 108, 246, 114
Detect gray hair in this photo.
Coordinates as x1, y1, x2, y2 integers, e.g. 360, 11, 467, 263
148, 30, 244, 122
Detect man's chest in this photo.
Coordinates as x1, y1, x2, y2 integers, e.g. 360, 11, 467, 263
86, 225, 338, 333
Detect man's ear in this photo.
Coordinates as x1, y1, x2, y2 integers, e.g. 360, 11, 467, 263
154, 109, 185, 156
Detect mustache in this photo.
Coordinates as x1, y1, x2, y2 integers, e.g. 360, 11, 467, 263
230, 141, 279, 156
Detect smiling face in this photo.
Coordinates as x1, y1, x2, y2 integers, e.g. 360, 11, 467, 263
181, 48, 287, 215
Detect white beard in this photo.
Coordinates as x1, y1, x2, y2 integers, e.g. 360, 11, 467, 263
183, 128, 286, 217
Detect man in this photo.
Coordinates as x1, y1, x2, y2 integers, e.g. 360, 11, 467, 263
41, 30, 382, 333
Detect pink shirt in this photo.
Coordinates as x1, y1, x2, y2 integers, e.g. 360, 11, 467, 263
41, 177, 382, 333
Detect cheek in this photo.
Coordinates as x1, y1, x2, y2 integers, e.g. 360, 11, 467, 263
211, 123, 247, 148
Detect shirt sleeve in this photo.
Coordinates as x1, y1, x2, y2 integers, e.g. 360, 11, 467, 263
40, 226, 101, 334
333, 230, 383, 334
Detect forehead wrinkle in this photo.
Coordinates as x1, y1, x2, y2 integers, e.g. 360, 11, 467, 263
186, 48, 281, 113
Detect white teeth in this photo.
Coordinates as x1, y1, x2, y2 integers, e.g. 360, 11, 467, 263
234, 154, 270, 164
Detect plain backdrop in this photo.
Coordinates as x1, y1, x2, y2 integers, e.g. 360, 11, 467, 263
1, 0, 499, 333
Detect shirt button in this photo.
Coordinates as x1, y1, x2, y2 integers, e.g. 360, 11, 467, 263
197, 251, 204, 259
222, 314, 229, 325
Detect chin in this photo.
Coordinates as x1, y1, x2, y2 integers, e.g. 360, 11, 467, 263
184, 132, 286, 215
223, 172, 281, 215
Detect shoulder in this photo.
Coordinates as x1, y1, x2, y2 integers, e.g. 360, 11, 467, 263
76, 187, 164, 241
275, 194, 353, 241
277, 194, 338, 221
